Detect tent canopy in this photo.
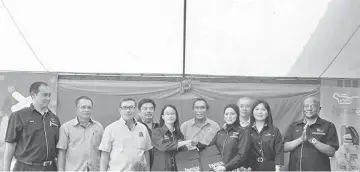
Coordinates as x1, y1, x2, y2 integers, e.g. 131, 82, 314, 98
3, 0, 357, 78
287, 0, 360, 78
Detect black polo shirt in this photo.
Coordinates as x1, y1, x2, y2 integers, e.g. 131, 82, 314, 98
136, 117, 160, 136
284, 117, 339, 171
5, 104, 60, 163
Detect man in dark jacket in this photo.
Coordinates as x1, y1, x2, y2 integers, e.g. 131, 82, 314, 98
137, 98, 160, 135
137, 98, 160, 169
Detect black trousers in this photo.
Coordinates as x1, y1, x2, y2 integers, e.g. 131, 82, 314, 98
13, 161, 57, 171
250, 160, 275, 171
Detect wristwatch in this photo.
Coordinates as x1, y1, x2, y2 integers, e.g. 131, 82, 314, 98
311, 138, 318, 144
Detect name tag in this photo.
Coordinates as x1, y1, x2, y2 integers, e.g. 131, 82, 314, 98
230, 135, 238, 138
312, 132, 326, 135
264, 133, 273, 136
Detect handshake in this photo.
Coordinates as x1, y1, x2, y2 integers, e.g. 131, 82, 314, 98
179, 140, 199, 150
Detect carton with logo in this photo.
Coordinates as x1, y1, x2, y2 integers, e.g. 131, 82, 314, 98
175, 149, 202, 172
199, 145, 224, 171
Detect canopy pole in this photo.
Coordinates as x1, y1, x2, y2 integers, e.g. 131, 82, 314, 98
182, 0, 187, 78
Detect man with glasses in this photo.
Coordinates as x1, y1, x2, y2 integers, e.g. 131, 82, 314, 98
284, 96, 339, 171
99, 98, 152, 171
57, 96, 104, 171
181, 98, 220, 150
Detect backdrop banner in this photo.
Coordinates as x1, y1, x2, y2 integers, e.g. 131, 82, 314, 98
321, 85, 360, 171
57, 79, 319, 134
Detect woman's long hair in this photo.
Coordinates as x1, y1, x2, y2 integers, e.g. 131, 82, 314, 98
250, 99, 274, 128
223, 104, 240, 127
159, 104, 184, 140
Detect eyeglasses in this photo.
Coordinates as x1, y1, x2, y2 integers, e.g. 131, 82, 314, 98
163, 113, 176, 116
120, 106, 135, 110
304, 104, 317, 109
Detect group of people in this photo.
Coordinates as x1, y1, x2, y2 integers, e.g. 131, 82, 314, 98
1, 81, 340, 171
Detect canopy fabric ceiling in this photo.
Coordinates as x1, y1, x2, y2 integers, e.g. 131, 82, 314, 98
287, 0, 360, 78
1, 0, 359, 78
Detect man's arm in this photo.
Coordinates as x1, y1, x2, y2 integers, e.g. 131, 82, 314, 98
100, 151, 110, 171
311, 139, 336, 157
57, 149, 66, 171
284, 123, 307, 152
310, 123, 339, 157
145, 150, 150, 171
284, 137, 303, 152
3, 142, 16, 171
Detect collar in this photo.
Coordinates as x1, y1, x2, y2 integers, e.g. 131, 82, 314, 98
252, 122, 268, 128
223, 123, 239, 131
72, 117, 94, 126
119, 117, 138, 126
251, 122, 269, 134
161, 124, 175, 134
297, 116, 324, 126
190, 118, 209, 126
137, 117, 159, 129
30, 104, 49, 115
240, 118, 250, 127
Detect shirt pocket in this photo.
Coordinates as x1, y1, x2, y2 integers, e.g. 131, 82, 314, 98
68, 132, 83, 148
24, 120, 43, 137
262, 132, 276, 145
92, 130, 102, 147
310, 128, 327, 142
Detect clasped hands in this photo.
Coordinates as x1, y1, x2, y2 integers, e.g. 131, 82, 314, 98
180, 140, 198, 150
301, 123, 315, 143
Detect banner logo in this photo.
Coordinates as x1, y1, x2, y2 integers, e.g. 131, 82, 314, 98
333, 92, 359, 105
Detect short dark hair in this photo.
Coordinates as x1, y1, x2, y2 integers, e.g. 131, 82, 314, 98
192, 98, 209, 110
29, 81, 48, 96
119, 98, 137, 108
75, 96, 93, 107
138, 98, 156, 110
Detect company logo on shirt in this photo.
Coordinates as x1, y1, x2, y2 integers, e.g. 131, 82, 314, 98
264, 133, 272, 136
312, 128, 326, 135
316, 128, 324, 132
230, 132, 239, 138
139, 132, 143, 137
49, 120, 58, 127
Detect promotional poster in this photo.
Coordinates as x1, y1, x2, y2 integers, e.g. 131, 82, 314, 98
321, 85, 360, 171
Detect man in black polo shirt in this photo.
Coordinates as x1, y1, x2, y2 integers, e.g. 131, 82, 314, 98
284, 96, 339, 171
3, 81, 60, 171
136, 98, 159, 169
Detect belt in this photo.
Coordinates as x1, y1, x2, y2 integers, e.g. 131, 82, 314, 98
257, 157, 264, 162
19, 160, 53, 167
